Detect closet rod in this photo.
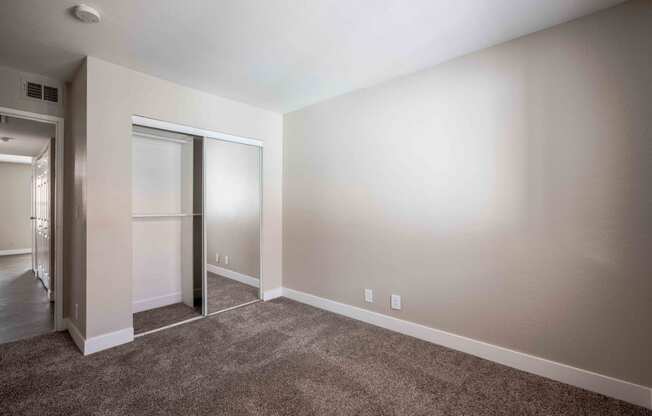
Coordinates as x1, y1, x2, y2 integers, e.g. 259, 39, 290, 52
132, 213, 202, 218
132, 131, 193, 144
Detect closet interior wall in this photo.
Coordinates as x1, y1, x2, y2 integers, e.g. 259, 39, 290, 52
131, 126, 203, 317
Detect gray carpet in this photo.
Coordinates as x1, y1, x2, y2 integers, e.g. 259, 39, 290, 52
133, 302, 200, 334
0, 254, 53, 344
207, 272, 259, 313
1, 298, 649, 415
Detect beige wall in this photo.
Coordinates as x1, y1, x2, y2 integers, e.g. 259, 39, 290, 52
63, 61, 87, 335
0, 162, 32, 251
84, 56, 282, 338
0, 65, 64, 117
205, 139, 261, 278
283, 0, 652, 388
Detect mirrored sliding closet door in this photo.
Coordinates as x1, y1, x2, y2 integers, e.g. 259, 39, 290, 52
204, 138, 261, 314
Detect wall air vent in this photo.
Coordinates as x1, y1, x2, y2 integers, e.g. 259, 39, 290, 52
22, 80, 60, 104
43, 85, 59, 103
26, 81, 43, 100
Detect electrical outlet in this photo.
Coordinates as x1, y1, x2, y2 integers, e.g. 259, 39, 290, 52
391, 294, 401, 310
215, 253, 220, 263
224, 255, 229, 265
364, 289, 373, 303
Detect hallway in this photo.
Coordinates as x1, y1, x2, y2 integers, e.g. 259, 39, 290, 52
0, 254, 53, 344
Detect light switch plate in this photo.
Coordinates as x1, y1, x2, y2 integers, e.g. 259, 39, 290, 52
364, 289, 373, 303
391, 294, 401, 310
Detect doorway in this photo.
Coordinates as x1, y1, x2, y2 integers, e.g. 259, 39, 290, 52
0, 107, 64, 344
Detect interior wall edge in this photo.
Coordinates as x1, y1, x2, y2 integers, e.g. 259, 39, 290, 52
64, 317, 85, 354
281, 287, 652, 410
65, 317, 133, 356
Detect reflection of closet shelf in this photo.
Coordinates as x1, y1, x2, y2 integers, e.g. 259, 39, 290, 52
132, 213, 202, 219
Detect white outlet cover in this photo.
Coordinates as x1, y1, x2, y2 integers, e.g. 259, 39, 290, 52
391, 294, 401, 310
364, 289, 373, 303
215, 253, 220, 263
224, 256, 229, 265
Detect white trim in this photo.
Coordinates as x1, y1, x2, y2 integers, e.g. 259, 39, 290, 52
134, 315, 203, 338
133, 131, 192, 144
0, 105, 64, 332
65, 318, 134, 355
0, 248, 32, 256
206, 299, 259, 316
132, 115, 264, 148
206, 264, 260, 288
263, 287, 283, 301
132, 213, 200, 218
132, 292, 182, 313
256, 144, 264, 304
282, 288, 652, 410
202, 136, 208, 316
85, 327, 134, 355
0, 154, 32, 164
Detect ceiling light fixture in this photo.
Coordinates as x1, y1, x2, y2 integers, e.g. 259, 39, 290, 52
73, 4, 101, 23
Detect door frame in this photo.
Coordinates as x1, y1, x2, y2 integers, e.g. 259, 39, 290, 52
0, 105, 65, 331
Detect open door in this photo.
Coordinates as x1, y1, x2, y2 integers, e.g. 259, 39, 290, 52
32, 138, 54, 298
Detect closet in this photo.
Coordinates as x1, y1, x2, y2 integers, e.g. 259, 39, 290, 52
130, 118, 263, 335
131, 125, 203, 335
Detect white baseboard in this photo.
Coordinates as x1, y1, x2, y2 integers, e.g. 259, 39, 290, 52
85, 327, 134, 355
263, 287, 283, 301
65, 318, 133, 355
64, 318, 85, 353
282, 288, 652, 410
133, 292, 182, 313
206, 264, 259, 288
0, 248, 31, 256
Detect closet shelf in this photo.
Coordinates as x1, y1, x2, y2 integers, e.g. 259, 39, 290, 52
132, 213, 202, 218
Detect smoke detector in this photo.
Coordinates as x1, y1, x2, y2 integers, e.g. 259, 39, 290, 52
73, 4, 101, 23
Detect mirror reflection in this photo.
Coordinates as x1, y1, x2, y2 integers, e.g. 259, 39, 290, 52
204, 138, 261, 314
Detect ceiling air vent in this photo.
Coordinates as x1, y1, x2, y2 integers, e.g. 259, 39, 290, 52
26, 81, 43, 100
43, 85, 59, 103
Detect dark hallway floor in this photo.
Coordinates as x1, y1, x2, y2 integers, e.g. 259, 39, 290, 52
1, 298, 649, 416
0, 254, 53, 345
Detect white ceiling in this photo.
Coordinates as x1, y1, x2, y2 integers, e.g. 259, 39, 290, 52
0, 116, 54, 157
0, 0, 624, 113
